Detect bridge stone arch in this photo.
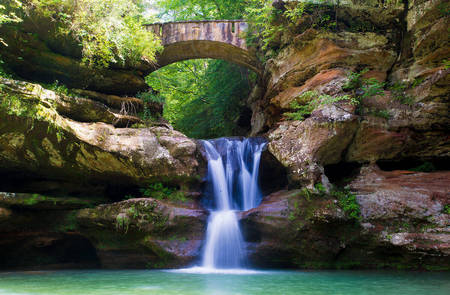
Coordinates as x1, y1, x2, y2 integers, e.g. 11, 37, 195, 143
144, 20, 262, 76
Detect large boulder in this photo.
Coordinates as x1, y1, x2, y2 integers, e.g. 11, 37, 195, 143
268, 103, 358, 187
76, 198, 207, 268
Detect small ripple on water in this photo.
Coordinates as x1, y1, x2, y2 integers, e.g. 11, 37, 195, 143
167, 267, 268, 275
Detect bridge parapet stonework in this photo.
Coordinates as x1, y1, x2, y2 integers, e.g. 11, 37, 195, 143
144, 21, 261, 75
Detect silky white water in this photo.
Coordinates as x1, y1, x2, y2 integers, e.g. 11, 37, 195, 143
200, 138, 266, 270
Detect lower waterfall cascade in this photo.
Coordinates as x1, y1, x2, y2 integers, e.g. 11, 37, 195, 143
200, 138, 266, 269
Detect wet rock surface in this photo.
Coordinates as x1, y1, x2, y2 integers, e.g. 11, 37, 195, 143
240, 167, 449, 270
0, 195, 207, 270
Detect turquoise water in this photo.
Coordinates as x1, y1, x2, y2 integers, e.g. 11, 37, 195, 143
0, 269, 449, 295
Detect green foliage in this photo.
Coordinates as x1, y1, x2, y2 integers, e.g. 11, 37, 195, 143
136, 91, 165, 104
409, 162, 436, 173
245, 0, 282, 50
372, 109, 391, 119
245, 0, 336, 53
147, 59, 253, 138
444, 59, 450, 70
314, 183, 327, 194
24, 0, 161, 68
388, 81, 414, 106
288, 69, 387, 120
342, 69, 385, 100
116, 214, 130, 233
331, 189, 361, 221
285, 91, 317, 121
360, 78, 384, 100
411, 77, 424, 88
133, 91, 164, 126
342, 69, 368, 91
437, 2, 450, 17
443, 204, 450, 215
285, 90, 357, 121
141, 182, 186, 202
22, 193, 44, 205
43, 80, 77, 97
0, 0, 22, 46
0, 61, 13, 79
155, 0, 246, 20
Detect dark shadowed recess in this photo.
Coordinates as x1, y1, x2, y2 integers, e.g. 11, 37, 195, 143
0, 232, 99, 270
377, 157, 450, 172
259, 150, 288, 196
0, 170, 142, 201
324, 162, 363, 185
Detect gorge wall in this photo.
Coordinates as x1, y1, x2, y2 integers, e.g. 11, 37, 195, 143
0, 0, 448, 270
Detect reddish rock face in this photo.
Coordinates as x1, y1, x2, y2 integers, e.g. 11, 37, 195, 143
256, 1, 448, 189
239, 167, 450, 270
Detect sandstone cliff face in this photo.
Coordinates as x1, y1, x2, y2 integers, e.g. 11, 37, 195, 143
0, 0, 448, 271
256, 0, 449, 188
240, 166, 449, 270
242, 0, 449, 269
0, 76, 207, 269
0, 78, 202, 197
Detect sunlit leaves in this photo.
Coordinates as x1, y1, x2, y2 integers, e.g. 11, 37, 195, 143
26, 0, 162, 68
0, 0, 23, 46
147, 59, 252, 138
154, 0, 246, 21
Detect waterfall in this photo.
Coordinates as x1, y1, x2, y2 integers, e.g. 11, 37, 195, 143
201, 138, 266, 269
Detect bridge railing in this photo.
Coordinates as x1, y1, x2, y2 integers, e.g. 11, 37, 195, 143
144, 20, 248, 49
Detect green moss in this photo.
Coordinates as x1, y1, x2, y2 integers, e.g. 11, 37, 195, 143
115, 214, 130, 233
371, 109, 391, 119
168, 235, 187, 242
0, 88, 66, 141
22, 193, 46, 205
140, 182, 187, 203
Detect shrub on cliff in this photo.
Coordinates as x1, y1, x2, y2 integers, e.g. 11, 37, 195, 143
0, 0, 22, 46
17, 0, 162, 68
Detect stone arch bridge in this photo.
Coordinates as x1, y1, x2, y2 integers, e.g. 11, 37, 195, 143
144, 20, 262, 75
